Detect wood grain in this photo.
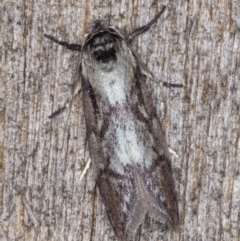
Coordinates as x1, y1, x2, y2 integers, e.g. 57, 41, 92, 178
1, 0, 240, 240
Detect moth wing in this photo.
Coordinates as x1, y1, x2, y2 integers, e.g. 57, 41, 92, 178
97, 164, 138, 239
132, 67, 179, 227
81, 37, 178, 237
81, 75, 146, 238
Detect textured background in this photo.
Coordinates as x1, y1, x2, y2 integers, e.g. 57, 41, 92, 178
1, 0, 240, 240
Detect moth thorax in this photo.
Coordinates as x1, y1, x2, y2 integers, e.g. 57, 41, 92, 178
90, 33, 117, 64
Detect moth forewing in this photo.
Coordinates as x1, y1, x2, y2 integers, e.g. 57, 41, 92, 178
45, 5, 179, 240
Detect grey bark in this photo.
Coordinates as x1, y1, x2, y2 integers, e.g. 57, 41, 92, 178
1, 0, 240, 241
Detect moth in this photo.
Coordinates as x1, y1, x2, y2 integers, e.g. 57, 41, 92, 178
45, 5, 179, 240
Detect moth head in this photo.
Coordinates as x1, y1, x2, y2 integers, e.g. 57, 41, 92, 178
86, 20, 109, 36
83, 21, 125, 69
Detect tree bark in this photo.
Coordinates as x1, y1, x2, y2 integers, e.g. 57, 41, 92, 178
1, 0, 240, 240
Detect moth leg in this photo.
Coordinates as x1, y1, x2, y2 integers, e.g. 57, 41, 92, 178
49, 81, 81, 149
163, 82, 184, 88
126, 5, 166, 44
168, 147, 179, 158
79, 158, 91, 181
49, 81, 81, 119
44, 34, 82, 51
48, 106, 67, 118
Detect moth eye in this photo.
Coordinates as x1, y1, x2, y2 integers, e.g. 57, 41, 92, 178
91, 33, 117, 63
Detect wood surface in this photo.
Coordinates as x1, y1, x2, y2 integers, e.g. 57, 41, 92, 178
1, 0, 240, 240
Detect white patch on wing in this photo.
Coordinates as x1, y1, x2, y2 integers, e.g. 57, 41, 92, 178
97, 64, 153, 174
109, 116, 145, 174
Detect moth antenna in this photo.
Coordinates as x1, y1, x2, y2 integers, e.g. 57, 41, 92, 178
126, 5, 166, 44
44, 34, 82, 51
